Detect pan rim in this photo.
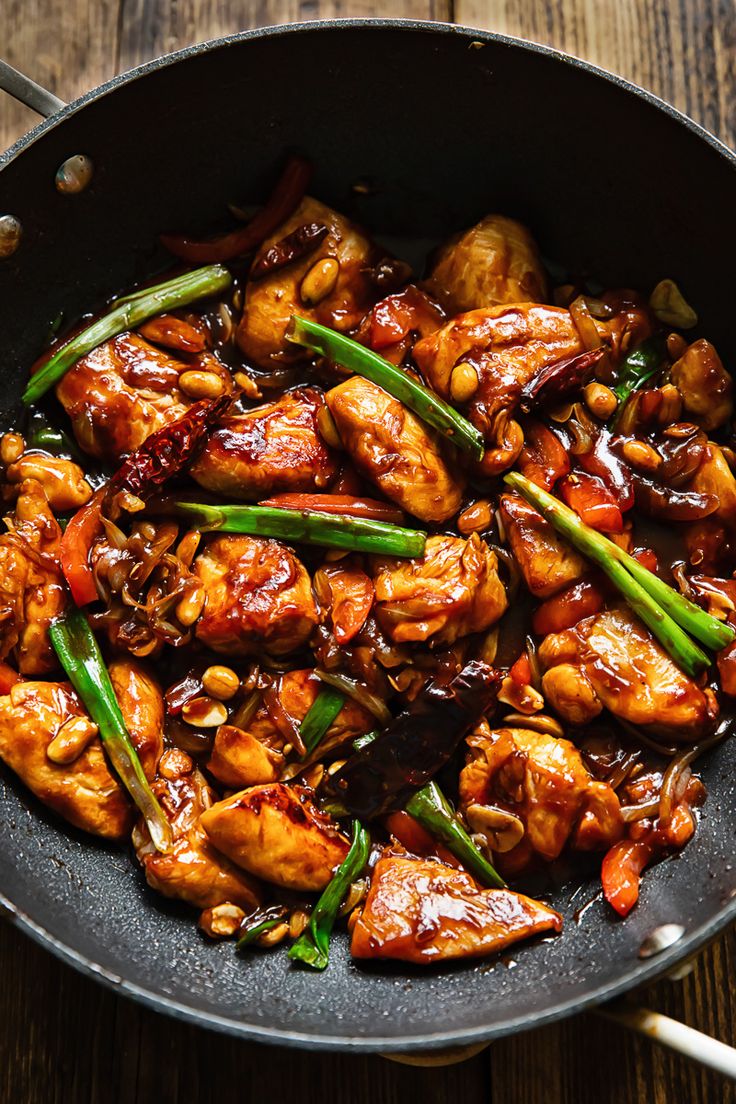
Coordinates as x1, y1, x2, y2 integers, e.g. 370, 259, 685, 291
2, 16, 736, 1051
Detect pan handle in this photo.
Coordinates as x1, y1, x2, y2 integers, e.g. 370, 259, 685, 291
0, 60, 65, 118
598, 1002, 736, 1081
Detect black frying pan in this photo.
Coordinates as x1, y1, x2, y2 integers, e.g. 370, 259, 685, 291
1, 19, 736, 1057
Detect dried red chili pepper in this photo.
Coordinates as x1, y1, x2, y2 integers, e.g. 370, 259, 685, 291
61, 394, 229, 606
322, 661, 501, 818
250, 222, 328, 280
520, 347, 605, 411
160, 155, 312, 264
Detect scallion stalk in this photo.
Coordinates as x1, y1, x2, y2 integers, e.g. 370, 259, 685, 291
175, 501, 426, 558
288, 820, 371, 970
23, 265, 232, 404
504, 471, 732, 675
299, 686, 345, 757
49, 609, 172, 852
287, 315, 485, 459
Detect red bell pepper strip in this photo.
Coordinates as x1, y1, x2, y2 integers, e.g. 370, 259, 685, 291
160, 155, 312, 264
559, 471, 624, 533
601, 839, 654, 917
60, 394, 229, 606
60, 487, 107, 606
258, 492, 405, 525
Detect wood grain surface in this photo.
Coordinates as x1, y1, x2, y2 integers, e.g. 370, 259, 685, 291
1, 2, 735, 1102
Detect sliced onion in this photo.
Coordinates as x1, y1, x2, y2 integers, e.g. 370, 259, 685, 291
314, 668, 392, 726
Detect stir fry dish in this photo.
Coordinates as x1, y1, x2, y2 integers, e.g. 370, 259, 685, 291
3, 153, 735, 971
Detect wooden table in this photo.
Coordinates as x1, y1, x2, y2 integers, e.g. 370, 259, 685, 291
1, 3, 735, 1101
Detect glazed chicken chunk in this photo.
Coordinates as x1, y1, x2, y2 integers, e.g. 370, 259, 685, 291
325, 376, 465, 523
424, 214, 548, 314
350, 856, 562, 964
500, 493, 585, 598
0, 661, 163, 840
55, 331, 232, 463
134, 748, 261, 912
460, 725, 623, 866
539, 607, 718, 739
207, 668, 374, 788
414, 304, 608, 476
671, 338, 733, 431
190, 387, 339, 499
372, 534, 507, 645
194, 536, 318, 657
0, 478, 65, 674
201, 783, 350, 892
237, 196, 381, 367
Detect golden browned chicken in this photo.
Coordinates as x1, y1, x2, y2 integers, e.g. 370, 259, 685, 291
0, 478, 65, 674
237, 197, 381, 367
671, 339, 733, 431
55, 332, 232, 463
460, 725, 623, 865
372, 534, 507, 645
500, 493, 585, 598
424, 215, 548, 314
539, 607, 718, 739
325, 376, 464, 523
689, 443, 736, 527
5, 452, 92, 512
0, 660, 163, 839
207, 668, 374, 788
414, 304, 608, 476
200, 783, 350, 891
350, 856, 562, 964
190, 388, 338, 499
133, 748, 261, 911
207, 725, 284, 790
194, 536, 318, 657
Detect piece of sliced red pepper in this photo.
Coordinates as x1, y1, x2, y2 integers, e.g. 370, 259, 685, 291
517, 419, 570, 490
559, 471, 624, 533
59, 487, 107, 606
160, 155, 312, 264
578, 429, 634, 510
601, 838, 654, 917
61, 395, 229, 606
317, 563, 375, 645
369, 287, 443, 351
532, 575, 607, 636
509, 651, 532, 686
258, 492, 405, 525
0, 662, 21, 695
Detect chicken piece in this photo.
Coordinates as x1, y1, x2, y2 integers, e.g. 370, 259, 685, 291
671, 339, 733, 431
201, 783, 350, 891
414, 304, 609, 476
350, 856, 561, 964
0, 479, 65, 674
55, 331, 232, 463
690, 443, 736, 527
325, 376, 464, 523
372, 534, 507, 645
460, 725, 622, 864
5, 451, 92, 511
0, 662, 163, 839
207, 725, 284, 790
207, 669, 374, 787
237, 196, 381, 367
425, 215, 548, 314
190, 387, 338, 499
133, 749, 261, 911
108, 659, 164, 779
194, 536, 318, 657
500, 493, 585, 598
539, 607, 718, 740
